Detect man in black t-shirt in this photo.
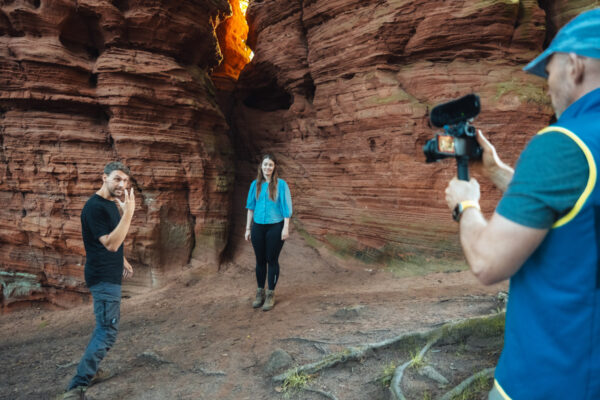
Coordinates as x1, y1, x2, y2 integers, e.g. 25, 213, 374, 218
63, 161, 135, 400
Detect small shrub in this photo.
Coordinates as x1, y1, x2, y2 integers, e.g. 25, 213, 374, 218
409, 349, 426, 370
378, 362, 397, 387
281, 369, 310, 396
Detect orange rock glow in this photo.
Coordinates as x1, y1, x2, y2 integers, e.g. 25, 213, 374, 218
213, 0, 252, 80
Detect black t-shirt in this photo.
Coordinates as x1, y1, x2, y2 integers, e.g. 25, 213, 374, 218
81, 194, 123, 287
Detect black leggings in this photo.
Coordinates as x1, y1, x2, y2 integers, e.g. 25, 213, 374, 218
251, 221, 285, 290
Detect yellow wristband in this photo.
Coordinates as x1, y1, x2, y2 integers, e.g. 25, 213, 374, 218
452, 200, 480, 222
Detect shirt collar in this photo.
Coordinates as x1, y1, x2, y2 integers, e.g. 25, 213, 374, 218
559, 87, 600, 122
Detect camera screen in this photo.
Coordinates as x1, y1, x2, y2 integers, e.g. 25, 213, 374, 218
437, 134, 456, 155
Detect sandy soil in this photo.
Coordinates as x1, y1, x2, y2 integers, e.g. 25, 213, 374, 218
0, 233, 506, 400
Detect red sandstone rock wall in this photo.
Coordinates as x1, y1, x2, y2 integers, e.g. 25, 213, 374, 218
230, 0, 597, 265
1, 0, 596, 310
0, 0, 235, 310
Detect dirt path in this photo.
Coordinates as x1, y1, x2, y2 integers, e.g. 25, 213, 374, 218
0, 233, 506, 399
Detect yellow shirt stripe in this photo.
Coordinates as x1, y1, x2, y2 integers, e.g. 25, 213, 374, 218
494, 379, 512, 400
537, 126, 597, 229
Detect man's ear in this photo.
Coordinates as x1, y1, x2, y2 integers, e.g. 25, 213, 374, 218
568, 53, 585, 84
102, 173, 108, 183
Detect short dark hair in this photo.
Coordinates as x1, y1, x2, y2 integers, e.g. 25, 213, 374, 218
103, 161, 130, 176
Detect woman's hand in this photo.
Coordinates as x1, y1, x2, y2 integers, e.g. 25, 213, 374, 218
281, 227, 289, 241
245, 228, 251, 241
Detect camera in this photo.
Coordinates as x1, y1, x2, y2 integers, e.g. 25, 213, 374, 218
423, 94, 483, 180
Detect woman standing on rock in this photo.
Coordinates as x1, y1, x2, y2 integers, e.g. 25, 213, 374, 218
245, 154, 293, 311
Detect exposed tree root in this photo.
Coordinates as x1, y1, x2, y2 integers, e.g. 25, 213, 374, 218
389, 359, 411, 400
279, 337, 356, 345
192, 366, 227, 376
390, 335, 441, 400
439, 367, 495, 400
56, 361, 77, 369
273, 313, 504, 397
302, 387, 340, 400
273, 330, 434, 383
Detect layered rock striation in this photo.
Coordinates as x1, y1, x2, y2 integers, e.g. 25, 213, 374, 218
1, 0, 596, 310
0, 0, 235, 310
230, 0, 596, 265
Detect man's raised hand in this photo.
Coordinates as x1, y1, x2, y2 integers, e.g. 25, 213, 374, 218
117, 188, 135, 216
471, 130, 514, 192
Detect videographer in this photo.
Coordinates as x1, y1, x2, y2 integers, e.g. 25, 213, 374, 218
444, 8, 600, 400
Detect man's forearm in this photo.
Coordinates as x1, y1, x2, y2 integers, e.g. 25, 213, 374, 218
458, 209, 493, 283
459, 210, 548, 285
101, 211, 134, 252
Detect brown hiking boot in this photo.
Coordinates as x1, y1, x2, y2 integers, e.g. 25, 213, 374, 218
252, 288, 265, 308
90, 367, 111, 386
262, 290, 275, 311
62, 386, 87, 400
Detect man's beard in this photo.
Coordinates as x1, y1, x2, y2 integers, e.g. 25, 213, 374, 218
108, 186, 123, 199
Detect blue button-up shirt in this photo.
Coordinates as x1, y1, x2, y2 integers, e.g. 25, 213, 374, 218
246, 179, 293, 224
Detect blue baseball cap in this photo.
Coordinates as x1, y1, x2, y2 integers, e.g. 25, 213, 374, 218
524, 8, 600, 78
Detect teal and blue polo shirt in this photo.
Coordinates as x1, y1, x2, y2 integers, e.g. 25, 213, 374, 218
494, 88, 600, 399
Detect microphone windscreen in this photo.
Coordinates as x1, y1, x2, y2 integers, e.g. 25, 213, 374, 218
430, 94, 480, 127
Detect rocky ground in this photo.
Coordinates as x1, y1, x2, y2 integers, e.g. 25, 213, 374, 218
0, 233, 506, 400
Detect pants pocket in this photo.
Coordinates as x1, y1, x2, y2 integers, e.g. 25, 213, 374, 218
100, 300, 120, 328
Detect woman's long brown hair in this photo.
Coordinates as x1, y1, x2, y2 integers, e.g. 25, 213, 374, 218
256, 154, 279, 201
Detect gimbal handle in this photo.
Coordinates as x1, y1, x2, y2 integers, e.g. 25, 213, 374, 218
457, 156, 469, 181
